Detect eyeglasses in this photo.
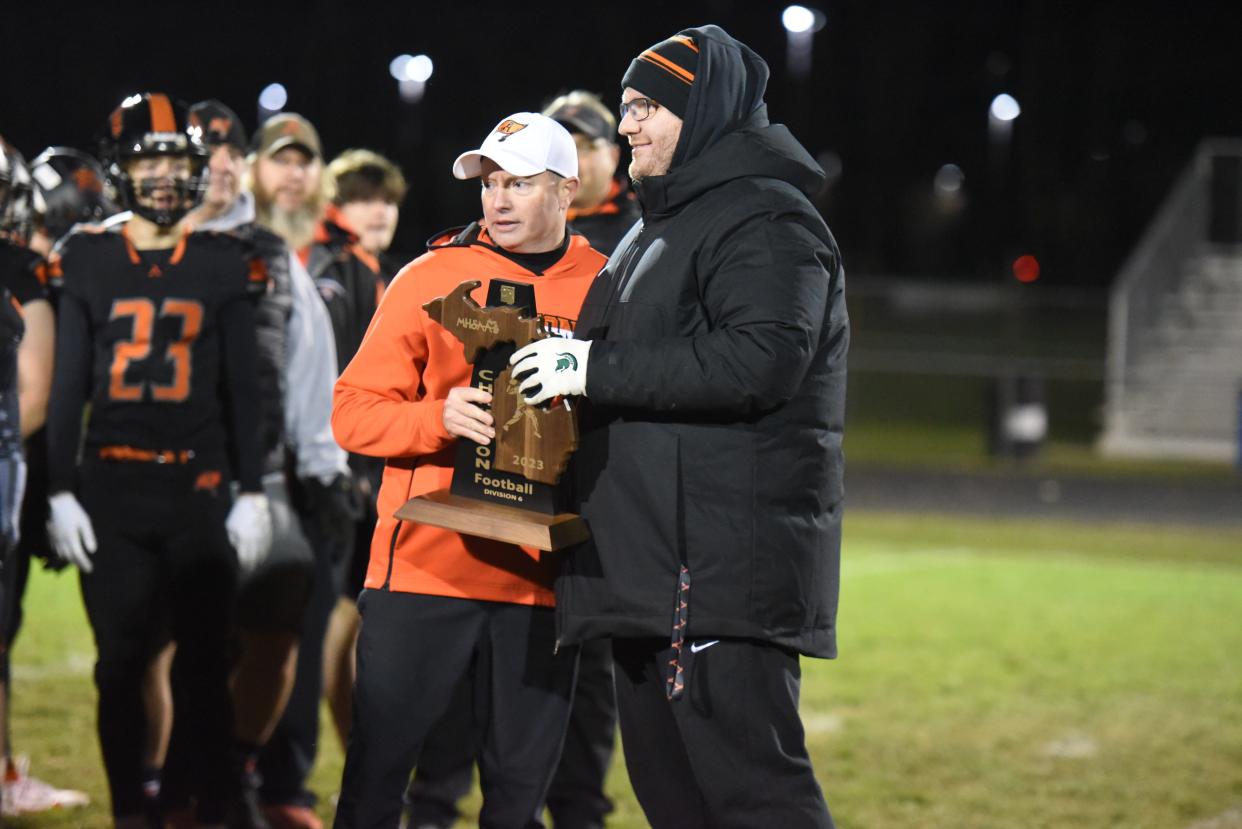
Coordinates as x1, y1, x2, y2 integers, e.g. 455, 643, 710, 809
619, 97, 659, 123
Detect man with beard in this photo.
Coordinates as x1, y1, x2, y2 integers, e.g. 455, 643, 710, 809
251, 114, 327, 258
511, 26, 848, 829
242, 110, 354, 827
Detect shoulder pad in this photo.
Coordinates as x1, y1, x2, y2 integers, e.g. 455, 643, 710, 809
51, 221, 121, 258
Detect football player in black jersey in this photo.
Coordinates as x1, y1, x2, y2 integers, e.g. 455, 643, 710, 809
44, 92, 272, 829
0, 136, 85, 816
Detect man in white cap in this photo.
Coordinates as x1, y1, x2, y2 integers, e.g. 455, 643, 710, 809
330, 113, 605, 829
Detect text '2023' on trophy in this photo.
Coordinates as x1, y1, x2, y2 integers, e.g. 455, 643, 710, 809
394, 279, 589, 551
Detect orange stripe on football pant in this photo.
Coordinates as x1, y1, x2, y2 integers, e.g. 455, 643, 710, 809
672, 35, 699, 52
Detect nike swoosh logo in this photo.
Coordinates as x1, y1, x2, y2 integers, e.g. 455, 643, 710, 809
689, 640, 720, 654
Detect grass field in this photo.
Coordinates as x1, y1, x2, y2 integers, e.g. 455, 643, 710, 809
843, 418, 1239, 480
9, 510, 1242, 828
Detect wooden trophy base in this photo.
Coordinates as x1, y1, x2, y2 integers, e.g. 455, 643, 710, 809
395, 489, 589, 552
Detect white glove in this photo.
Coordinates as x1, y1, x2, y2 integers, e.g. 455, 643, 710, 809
47, 492, 97, 573
509, 338, 592, 405
226, 492, 273, 571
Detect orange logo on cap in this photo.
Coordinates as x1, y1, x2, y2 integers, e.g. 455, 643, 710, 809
491, 119, 526, 141
281, 120, 302, 136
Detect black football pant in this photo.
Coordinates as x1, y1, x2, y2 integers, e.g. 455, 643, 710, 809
544, 637, 616, 829
334, 590, 578, 829
78, 455, 237, 820
0, 450, 24, 661
8, 424, 45, 661
611, 637, 834, 829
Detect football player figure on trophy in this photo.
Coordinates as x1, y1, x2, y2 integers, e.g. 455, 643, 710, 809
396, 278, 586, 550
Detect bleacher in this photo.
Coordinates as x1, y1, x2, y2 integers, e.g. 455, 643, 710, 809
1101, 139, 1242, 461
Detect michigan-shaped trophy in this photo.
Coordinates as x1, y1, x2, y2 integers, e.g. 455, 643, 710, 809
394, 279, 588, 551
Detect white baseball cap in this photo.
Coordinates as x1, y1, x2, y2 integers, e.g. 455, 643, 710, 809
452, 113, 578, 180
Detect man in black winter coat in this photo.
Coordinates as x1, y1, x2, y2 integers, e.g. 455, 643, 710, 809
511, 24, 848, 829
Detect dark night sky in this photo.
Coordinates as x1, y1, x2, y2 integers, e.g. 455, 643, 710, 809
3, 0, 1240, 284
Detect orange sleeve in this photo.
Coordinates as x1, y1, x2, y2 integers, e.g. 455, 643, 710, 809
331, 266, 455, 459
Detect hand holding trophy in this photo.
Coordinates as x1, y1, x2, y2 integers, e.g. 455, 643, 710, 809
395, 279, 588, 550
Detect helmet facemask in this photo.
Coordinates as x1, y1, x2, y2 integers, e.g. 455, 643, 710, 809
114, 153, 206, 227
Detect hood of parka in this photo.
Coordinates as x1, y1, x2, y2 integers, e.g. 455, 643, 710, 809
632, 24, 826, 218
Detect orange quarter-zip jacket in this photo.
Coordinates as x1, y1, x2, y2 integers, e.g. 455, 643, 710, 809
332, 225, 604, 606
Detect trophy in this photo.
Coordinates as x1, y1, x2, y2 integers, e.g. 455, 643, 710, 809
394, 279, 588, 551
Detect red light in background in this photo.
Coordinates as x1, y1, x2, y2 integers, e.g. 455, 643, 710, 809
1013, 254, 1040, 283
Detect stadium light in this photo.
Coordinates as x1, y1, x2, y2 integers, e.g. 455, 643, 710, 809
782, 5, 816, 33
782, 5, 825, 81
989, 93, 1021, 122
392, 53, 433, 103
406, 54, 434, 83
389, 54, 414, 81
258, 83, 287, 113
934, 163, 965, 194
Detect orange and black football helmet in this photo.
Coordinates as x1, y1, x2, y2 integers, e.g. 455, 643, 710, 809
0, 136, 36, 243
30, 146, 119, 241
99, 92, 207, 227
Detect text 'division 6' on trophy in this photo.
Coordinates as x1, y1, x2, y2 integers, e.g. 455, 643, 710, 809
394, 279, 588, 551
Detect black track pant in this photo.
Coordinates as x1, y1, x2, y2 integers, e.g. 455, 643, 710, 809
334, 590, 577, 829
78, 455, 237, 820
403, 683, 477, 828
611, 637, 834, 829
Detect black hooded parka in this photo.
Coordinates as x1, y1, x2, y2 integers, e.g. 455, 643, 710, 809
560, 25, 850, 658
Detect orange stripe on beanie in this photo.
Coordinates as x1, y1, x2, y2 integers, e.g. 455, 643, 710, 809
621, 34, 699, 119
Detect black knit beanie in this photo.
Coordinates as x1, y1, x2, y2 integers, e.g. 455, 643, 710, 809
620, 34, 700, 119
